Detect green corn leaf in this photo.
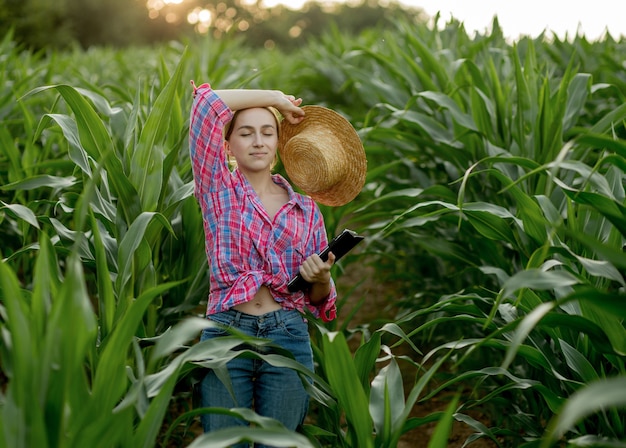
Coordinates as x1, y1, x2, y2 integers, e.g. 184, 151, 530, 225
0, 202, 39, 229
379, 322, 422, 354
116, 211, 174, 301
133, 366, 179, 448
370, 358, 404, 442
503, 268, 580, 300
568, 230, 626, 270
402, 27, 449, 89
540, 313, 615, 355
130, 47, 189, 211
453, 412, 501, 446
565, 435, 626, 447
491, 169, 550, 245
578, 299, 626, 356
31, 233, 59, 338
573, 254, 625, 287
147, 316, 211, 367
26, 84, 142, 222
89, 211, 116, 338
353, 331, 381, 392
393, 109, 455, 146
562, 73, 591, 132
560, 187, 626, 238
187, 425, 315, 448
44, 251, 98, 446
39, 113, 92, 174
501, 302, 555, 370
0, 257, 48, 448
501, 299, 618, 371
0, 125, 25, 182
386, 352, 451, 447
587, 102, 626, 136
1, 174, 77, 191
25, 84, 110, 160
561, 287, 626, 321
559, 339, 599, 383
427, 393, 460, 448
576, 133, 626, 159
74, 87, 121, 118
541, 377, 626, 447
463, 209, 518, 244
322, 331, 374, 448
418, 90, 479, 132
85, 281, 181, 422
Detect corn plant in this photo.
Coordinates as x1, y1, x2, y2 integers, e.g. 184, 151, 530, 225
300, 322, 464, 448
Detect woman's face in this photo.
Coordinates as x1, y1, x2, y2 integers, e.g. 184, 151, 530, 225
225, 108, 279, 174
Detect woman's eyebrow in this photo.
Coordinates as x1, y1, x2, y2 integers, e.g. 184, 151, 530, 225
236, 124, 276, 131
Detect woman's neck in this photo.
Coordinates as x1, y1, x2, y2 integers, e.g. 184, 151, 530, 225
240, 169, 289, 220
240, 169, 276, 194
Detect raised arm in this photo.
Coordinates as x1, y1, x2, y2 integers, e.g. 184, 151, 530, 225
213, 89, 306, 124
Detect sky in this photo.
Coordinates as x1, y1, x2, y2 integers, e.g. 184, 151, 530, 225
261, 0, 625, 41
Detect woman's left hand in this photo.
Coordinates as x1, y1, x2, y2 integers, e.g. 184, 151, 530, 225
299, 252, 335, 285
275, 94, 305, 124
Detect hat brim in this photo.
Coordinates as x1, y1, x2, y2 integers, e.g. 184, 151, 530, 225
278, 105, 367, 206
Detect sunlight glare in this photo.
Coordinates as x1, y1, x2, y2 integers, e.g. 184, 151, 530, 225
146, 0, 165, 12
257, 0, 343, 9
187, 7, 213, 33
259, 0, 307, 7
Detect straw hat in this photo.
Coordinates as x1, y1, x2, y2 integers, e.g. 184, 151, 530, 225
278, 105, 367, 206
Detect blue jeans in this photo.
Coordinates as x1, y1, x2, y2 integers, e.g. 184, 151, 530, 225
199, 308, 314, 448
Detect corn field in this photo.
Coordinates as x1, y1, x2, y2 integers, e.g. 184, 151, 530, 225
1, 16, 626, 448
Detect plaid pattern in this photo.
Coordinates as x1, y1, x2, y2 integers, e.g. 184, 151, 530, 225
189, 83, 337, 321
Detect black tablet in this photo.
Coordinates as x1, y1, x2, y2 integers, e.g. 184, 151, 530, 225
287, 229, 364, 292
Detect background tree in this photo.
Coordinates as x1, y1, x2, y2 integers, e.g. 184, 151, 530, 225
0, 0, 424, 51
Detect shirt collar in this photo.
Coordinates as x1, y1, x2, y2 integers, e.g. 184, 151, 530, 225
273, 173, 306, 209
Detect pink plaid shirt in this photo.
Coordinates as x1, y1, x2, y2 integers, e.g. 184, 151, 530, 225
189, 83, 337, 322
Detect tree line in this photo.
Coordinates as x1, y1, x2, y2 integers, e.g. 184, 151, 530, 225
1, 0, 424, 51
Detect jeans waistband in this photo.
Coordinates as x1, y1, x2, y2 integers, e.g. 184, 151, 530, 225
232, 309, 284, 326
215, 307, 304, 327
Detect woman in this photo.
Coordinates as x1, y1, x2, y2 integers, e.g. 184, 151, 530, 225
188, 82, 338, 443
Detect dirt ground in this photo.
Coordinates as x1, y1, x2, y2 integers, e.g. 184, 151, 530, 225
395, 394, 498, 448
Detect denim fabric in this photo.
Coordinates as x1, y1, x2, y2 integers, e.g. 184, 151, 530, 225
199, 308, 314, 448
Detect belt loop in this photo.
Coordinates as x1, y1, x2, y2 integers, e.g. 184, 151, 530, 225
274, 309, 282, 325
234, 310, 242, 326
